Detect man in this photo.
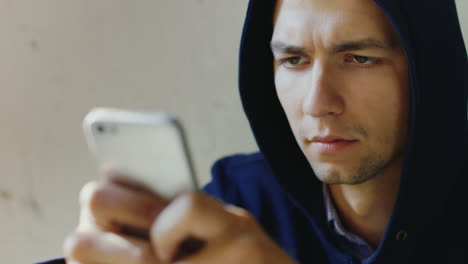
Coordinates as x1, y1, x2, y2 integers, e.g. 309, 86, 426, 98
39, 0, 467, 263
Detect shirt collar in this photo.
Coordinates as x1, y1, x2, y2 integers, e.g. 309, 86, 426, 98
322, 184, 375, 250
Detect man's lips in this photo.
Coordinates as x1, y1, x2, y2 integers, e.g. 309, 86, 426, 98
310, 136, 354, 143
308, 136, 358, 154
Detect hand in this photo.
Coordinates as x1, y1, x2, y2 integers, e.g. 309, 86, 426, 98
64, 176, 168, 264
64, 176, 297, 264
150, 192, 297, 264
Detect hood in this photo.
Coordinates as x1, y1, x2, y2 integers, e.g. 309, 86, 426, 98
238, 0, 467, 260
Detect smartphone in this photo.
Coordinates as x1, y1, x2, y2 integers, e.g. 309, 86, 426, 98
82, 107, 198, 199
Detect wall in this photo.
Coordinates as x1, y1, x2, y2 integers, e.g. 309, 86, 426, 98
0, 1, 467, 263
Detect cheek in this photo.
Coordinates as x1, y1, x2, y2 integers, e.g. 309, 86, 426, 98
275, 70, 304, 117
274, 72, 306, 128
348, 64, 409, 150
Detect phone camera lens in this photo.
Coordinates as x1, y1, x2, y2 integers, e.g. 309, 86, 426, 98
97, 125, 105, 133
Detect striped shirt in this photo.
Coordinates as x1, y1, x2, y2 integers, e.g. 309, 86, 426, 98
323, 184, 375, 262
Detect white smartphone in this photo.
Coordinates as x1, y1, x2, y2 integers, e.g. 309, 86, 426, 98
82, 107, 198, 199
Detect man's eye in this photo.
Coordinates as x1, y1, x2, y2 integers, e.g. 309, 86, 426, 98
286, 57, 301, 65
279, 56, 308, 68
349, 55, 379, 65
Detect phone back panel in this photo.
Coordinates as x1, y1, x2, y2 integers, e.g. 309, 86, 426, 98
83, 108, 197, 199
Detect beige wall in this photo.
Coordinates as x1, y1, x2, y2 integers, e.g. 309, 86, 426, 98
0, 1, 467, 263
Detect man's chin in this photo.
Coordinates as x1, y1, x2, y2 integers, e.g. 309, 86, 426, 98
311, 154, 390, 185
311, 164, 373, 185
312, 164, 347, 184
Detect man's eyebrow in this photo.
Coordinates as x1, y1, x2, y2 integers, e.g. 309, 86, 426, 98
270, 38, 394, 55
332, 38, 393, 53
270, 41, 308, 55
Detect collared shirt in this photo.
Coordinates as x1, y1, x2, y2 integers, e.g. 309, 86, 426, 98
323, 184, 375, 262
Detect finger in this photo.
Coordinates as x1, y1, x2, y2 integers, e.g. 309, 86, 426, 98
78, 181, 101, 230
175, 233, 297, 264
105, 173, 160, 197
64, 229, 162, 264
150, 192, 252, 262
88, 179, 168, 231
66, 260, 100, 264
79, 181, 99, 207
173, 234, 265, 264
78, 182, 120, 233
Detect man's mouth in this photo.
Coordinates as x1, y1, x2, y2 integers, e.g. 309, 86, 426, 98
308, 136, 358, 154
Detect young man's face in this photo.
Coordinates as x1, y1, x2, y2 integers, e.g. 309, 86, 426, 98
271, 0, 409, 184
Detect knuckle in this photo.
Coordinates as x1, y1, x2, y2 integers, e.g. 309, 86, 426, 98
154, 192, 209, 236
79, 181, 98, 207
177, 192, 207, 216
88, 183, 110, 215
225, 205, 258, 233
63, 231, 95, 261
227, 205, 255, 222
77, 206, 98, 230
239, 211, 258, 227
186, 192, 205, 206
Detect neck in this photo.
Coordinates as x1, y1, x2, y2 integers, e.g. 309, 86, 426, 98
327, 159, 402, 248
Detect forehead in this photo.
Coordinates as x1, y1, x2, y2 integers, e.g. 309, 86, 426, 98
274, 0, 383, 15
272, 0, 398, 47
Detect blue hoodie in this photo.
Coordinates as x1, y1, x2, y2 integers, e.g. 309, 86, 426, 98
38, 0, 467, 263
203, 0, 467, 263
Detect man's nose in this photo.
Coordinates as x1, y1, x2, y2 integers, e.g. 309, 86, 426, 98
301, 63, 344, 117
